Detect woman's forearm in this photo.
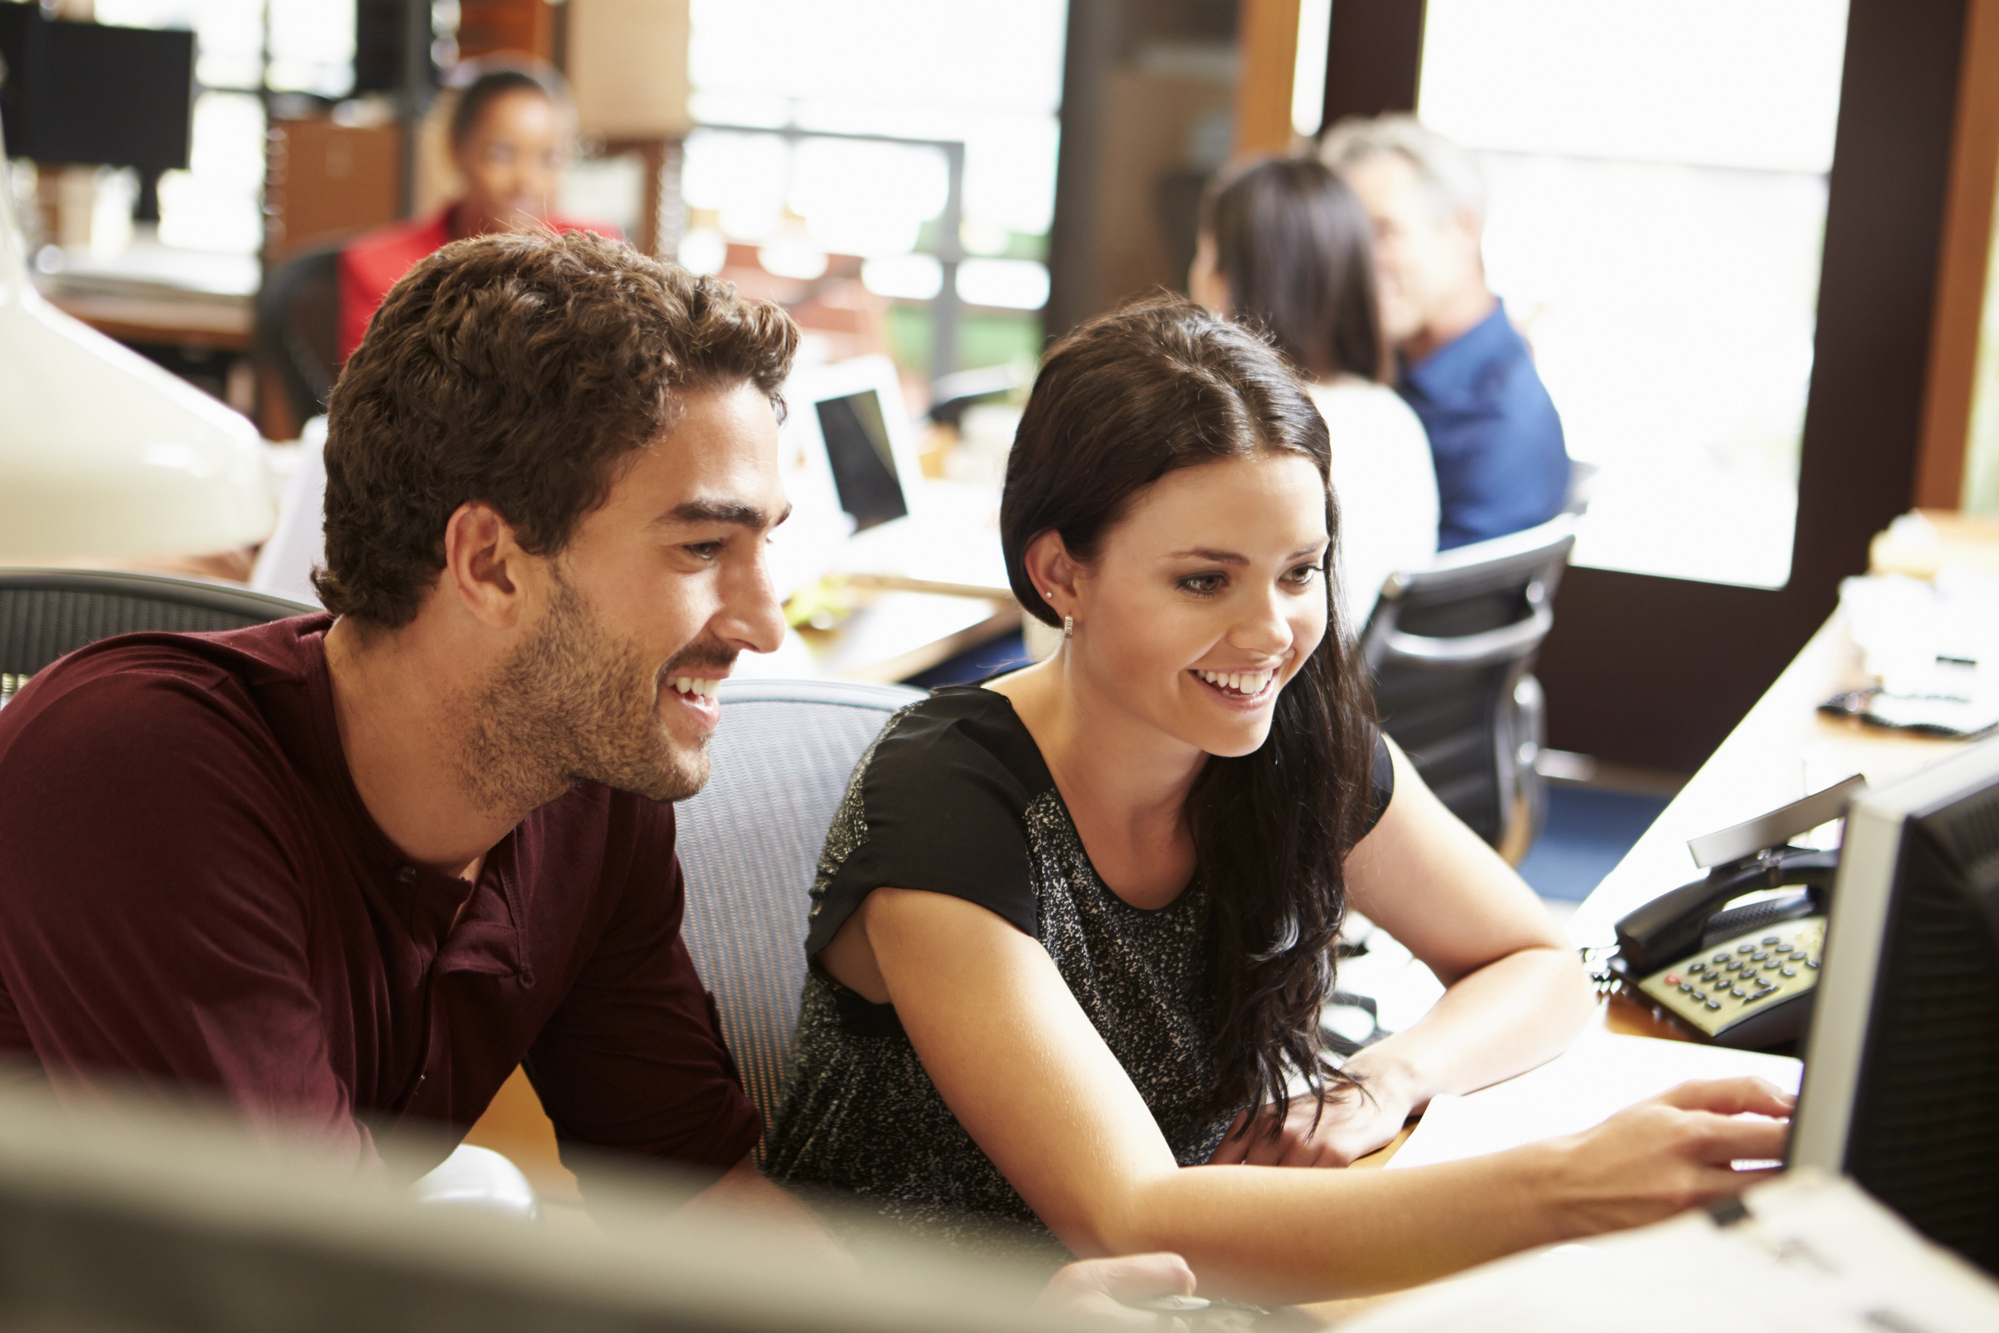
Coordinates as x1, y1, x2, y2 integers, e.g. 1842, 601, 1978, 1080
1342, 943, 1595, 1114
1100, 1150, 1559, 1303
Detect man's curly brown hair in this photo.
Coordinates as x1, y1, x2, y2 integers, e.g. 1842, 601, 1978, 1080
317, 229, 799, 628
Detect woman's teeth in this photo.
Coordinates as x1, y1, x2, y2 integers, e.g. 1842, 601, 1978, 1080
670, 677, 721, 700
1196, 669, 1273, 697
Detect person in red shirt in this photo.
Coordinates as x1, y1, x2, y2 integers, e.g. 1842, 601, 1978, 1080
339, 65, 609, 361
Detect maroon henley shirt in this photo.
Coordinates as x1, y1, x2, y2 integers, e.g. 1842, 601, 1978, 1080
0, 614, 761, 1179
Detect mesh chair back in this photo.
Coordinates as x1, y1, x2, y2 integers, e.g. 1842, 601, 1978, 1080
0, 569, 316, 706
254, 244, 344, 428
1361, 516, 1575, 847
674, 678, 923, 1155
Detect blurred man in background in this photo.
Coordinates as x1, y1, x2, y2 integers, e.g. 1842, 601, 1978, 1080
1322, 116, 1570, 550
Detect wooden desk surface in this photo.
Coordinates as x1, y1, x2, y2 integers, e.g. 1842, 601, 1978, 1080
45, 291, 253, 351
1568, 610, 1957, 949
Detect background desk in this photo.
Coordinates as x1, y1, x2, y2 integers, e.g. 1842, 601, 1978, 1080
1568, 610, 1957, 950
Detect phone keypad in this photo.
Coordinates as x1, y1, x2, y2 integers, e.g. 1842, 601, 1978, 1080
1638, 918, 1825, 1039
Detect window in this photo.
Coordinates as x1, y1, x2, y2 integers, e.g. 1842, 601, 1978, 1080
1418, 0, 1850, 587
682, 0, 1067, 373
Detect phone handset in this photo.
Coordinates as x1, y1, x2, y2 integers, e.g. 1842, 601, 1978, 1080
1611, 775, 1865, 1049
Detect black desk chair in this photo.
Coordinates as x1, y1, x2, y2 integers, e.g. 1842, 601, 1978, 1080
1360, 514, 1577, 860
0, 569, 315, 708
254, 243, 345, 429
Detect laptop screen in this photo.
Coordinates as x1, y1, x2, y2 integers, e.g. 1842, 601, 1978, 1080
816, 390, 909, 532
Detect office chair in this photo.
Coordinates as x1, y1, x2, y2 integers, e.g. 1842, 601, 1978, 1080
253, 243, 345, 429
1361, 513, 1577, 859
1562, 459, 1602, 517
674, 678, 924, 1155
0, 568, 316, 708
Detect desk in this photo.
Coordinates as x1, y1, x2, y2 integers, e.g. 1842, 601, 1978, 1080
43, 289, 252, 352
1567, 610, 1958, 950
1305, 598, 1971, 1323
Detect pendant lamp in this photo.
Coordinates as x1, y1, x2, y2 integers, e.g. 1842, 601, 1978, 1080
0, 112, 272, 563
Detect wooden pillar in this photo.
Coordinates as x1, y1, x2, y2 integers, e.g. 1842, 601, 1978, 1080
1914, 0, 1999, 508
1233, 0, 1302, 159
1320, 0, 1427, 128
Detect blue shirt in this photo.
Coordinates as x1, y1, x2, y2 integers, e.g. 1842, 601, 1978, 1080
1397, 301, 1570, 550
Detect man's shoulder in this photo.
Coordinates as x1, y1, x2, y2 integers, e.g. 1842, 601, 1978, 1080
0, 617, 328, 768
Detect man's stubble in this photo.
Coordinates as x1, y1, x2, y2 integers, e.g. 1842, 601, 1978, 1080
452, 572, 728, 813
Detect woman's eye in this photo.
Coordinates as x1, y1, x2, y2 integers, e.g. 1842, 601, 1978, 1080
1286, 564, 1322, 586
1179, 573, 1226, 596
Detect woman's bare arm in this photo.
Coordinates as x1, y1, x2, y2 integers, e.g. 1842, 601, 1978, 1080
856, 885, 1786, 1304
1326, 740, 1598, 1140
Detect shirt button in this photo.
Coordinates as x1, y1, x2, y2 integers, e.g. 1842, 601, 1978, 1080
397, 865, 417, 884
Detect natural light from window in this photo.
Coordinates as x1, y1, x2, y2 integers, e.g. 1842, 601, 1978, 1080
1419, 0, 1850, 589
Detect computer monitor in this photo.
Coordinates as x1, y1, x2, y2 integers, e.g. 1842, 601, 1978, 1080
1789, 732, 1999, 1276
0, 8, 194, 178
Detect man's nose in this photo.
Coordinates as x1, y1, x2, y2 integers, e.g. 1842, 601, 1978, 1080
716, 552, 787, 657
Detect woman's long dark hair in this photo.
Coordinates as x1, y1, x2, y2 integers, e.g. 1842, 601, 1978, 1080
1001, 297, 1379, 1131
1202, 157, 1386, 384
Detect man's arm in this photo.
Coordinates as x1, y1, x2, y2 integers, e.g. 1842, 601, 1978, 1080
682, 1158, 852, 1272
522, 809, 763, 1184
0, 668, 370, 1160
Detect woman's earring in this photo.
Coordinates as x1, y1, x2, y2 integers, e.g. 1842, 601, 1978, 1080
1062, 614, 1074, 641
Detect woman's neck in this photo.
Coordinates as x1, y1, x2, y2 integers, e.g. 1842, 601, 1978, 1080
989, 653, 1205, 908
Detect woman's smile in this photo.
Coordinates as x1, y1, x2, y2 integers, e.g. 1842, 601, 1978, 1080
1190, 665, 1281, 705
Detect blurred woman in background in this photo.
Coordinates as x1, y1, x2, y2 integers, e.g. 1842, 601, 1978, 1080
1190, 157, 1437, 628
338, 64, 609, 360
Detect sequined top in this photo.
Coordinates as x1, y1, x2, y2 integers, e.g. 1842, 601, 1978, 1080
764, 687, 1393, 1258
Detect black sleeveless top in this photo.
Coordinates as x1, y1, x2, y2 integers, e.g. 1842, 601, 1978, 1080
764, 687, 1393, 1258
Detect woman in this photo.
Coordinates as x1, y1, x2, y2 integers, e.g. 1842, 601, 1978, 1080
1189, 157, 1438, 628
338, 65, 606, 360
765, 299, 1789, 1302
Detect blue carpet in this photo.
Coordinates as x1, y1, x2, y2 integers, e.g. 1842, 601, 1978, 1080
1517, 785, 1672, 902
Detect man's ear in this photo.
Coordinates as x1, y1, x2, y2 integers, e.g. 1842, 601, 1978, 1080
1022, 530, 1083, 618
440, 501, 535, 629
1451, 207, 1485, 262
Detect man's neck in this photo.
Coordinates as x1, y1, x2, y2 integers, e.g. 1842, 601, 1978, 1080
322, 616, 523, 881
1403, 287, 1499, 366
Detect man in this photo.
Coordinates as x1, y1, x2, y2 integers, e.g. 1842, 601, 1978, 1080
0, 230, 1189, 1314
1321, 115, 1570, 550
0, 230, 815, 1228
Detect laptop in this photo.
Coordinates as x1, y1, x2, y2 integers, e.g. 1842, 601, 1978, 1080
775, 355, 1012, 598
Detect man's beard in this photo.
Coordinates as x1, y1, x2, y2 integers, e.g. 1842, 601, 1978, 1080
452, 574, 731, 813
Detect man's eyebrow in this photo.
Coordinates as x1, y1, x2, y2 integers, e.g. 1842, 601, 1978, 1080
654, 500, 793, 529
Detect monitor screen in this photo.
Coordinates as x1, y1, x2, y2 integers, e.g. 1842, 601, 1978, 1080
816, 389, 909, 533
1790, 735, 1999, 1276
0, 10, 193, 172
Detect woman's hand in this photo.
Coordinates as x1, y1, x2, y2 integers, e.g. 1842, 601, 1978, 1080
1536, 1077, 1795, 1239
1207, 1078, 1416, 1168
1032, 1253, 1198, 1327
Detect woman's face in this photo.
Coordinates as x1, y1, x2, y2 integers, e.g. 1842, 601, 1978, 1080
1187, 232, 1229, 314
454, 88, 566, 234
1068, 452, 1330, 759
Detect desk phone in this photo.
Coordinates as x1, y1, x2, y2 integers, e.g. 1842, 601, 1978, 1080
1609, 776, 1863, 1050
